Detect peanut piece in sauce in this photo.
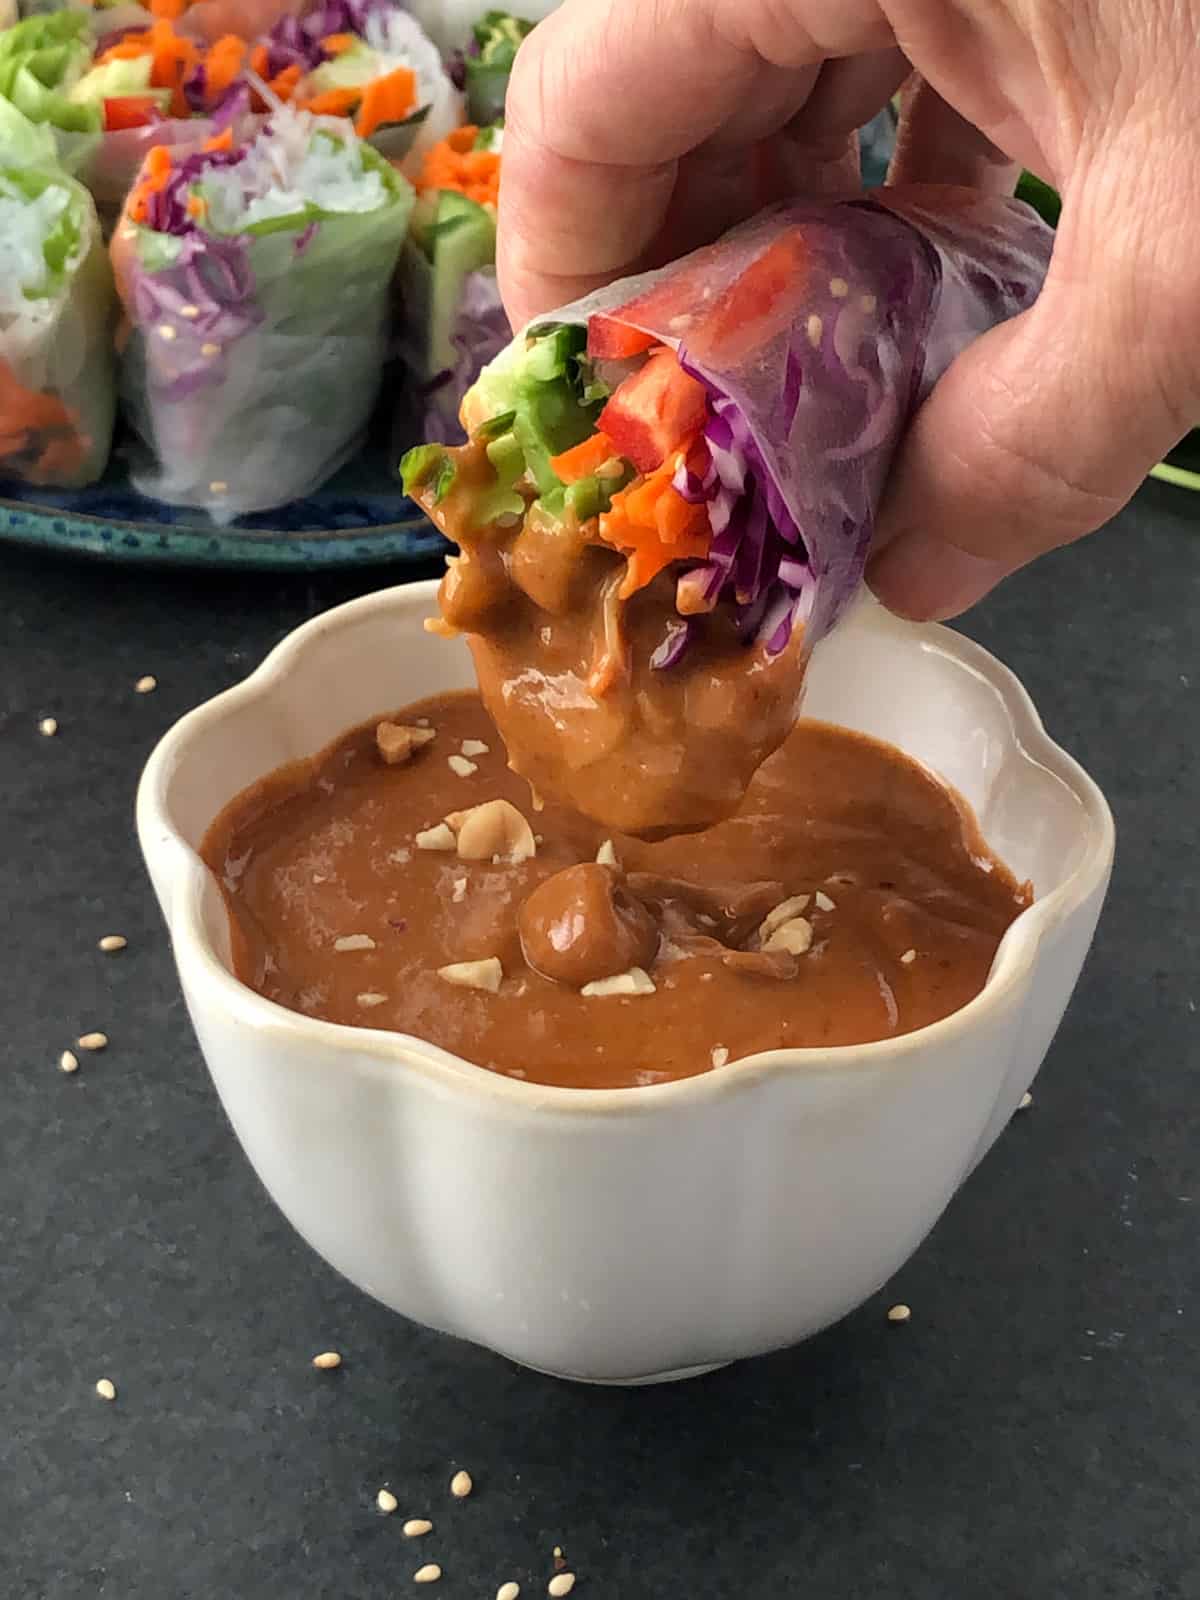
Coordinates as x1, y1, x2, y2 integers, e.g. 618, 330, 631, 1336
519, 863, 659, 989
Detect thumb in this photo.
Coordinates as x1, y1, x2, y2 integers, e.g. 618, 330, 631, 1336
867, 167, 1200, 619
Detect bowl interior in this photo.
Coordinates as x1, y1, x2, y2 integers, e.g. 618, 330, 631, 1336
803, 604, 1097, 898
152, 586, 1101, 966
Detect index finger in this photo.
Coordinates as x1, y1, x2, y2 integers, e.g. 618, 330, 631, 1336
498, 0, 894, 327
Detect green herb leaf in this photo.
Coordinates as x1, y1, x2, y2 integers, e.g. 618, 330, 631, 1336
400, 443, 447, 496
475, 409, 517, 441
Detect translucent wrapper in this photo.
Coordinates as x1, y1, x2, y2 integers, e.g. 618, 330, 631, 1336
478, 186, 1053, 655
420, 264, 509, 441
112, 117, 413, 521
0, 111, 115, 487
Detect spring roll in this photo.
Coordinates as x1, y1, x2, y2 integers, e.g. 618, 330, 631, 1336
0, 102, 114, 487
404, 187, 1053, 836
113, 106, 412, 520
454, 9, 533, 125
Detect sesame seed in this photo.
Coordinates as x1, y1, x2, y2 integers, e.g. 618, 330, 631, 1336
830, 276, 849, 298
158, 323, 177, 341
135, 675, 157, 694
448, 755, 478, 778
95, 1378, 116, 1401
404, 1519, 433, 1538
356, 992, 388, 1007
548, 1576, 576, 1597
209, 480, 228, 494
900, 949, 917, 965
59, 1050, 79, 1074
887, 1303, 911, 1324
414, 1565, 442, 1584
179, 304, 200, 319
1018, 1090, 1033, 1110
98, 935, 127, 953
806, 313, 823, 347
77, 1032, 108, 1052
860, 293, 877, 313
311, 1351, 341, 1370
450, 1469, 473, 1499
200, 343, 220, 357
497, 1585, 521, 1600
334, 934, 376, 952
377, 1489, 399, 1514
711, 1046, 729, 1069
39, 717, 58, 737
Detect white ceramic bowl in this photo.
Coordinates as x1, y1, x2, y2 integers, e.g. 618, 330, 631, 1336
138, 583, 1113, 1384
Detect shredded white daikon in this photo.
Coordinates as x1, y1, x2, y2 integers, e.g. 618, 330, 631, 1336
200, 112, 387, 234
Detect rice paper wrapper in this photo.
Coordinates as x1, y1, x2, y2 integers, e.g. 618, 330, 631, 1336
496, 186, 1052, 651
113, 136, 413, 522
420, 264, 509, 441
0, 145, 116, 487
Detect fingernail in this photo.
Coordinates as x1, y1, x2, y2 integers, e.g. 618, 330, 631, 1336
866, 529, 1012, 621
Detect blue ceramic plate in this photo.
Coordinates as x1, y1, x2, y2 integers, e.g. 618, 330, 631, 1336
0, 407, 446, 571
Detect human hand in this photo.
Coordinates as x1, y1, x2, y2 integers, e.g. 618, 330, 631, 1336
499, 0, 1200, 619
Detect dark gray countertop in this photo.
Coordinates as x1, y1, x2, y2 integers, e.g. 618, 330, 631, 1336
2, 485, 1197, 1599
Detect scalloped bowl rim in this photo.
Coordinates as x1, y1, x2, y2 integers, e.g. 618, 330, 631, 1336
137, 582, 1115, 1117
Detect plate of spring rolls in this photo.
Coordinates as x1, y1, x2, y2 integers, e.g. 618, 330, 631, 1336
0, 0, 544, 567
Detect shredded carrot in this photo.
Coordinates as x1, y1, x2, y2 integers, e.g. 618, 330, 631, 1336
598, 447, 711, 599
127, 143, 174, 224
550, 431, 617, 484
320, 32, 358, 56
201, 126, 233, 152
267, 62, 303, 102
97, 37, 150, 63
203, 34, 247, 99
249, 43, 269, 77
149, 0, 187, 17
417, 124, 501, 207
185, 194, 206, 217
0, 360, 84, 483
354, 66, 416, 139
300, 85, 361, 118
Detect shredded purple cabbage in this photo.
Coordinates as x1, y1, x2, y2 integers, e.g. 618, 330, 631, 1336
261, 0, 391, 77
183, 59, 208, 115
422, 268, 510, 442
129, 233, 261, 399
